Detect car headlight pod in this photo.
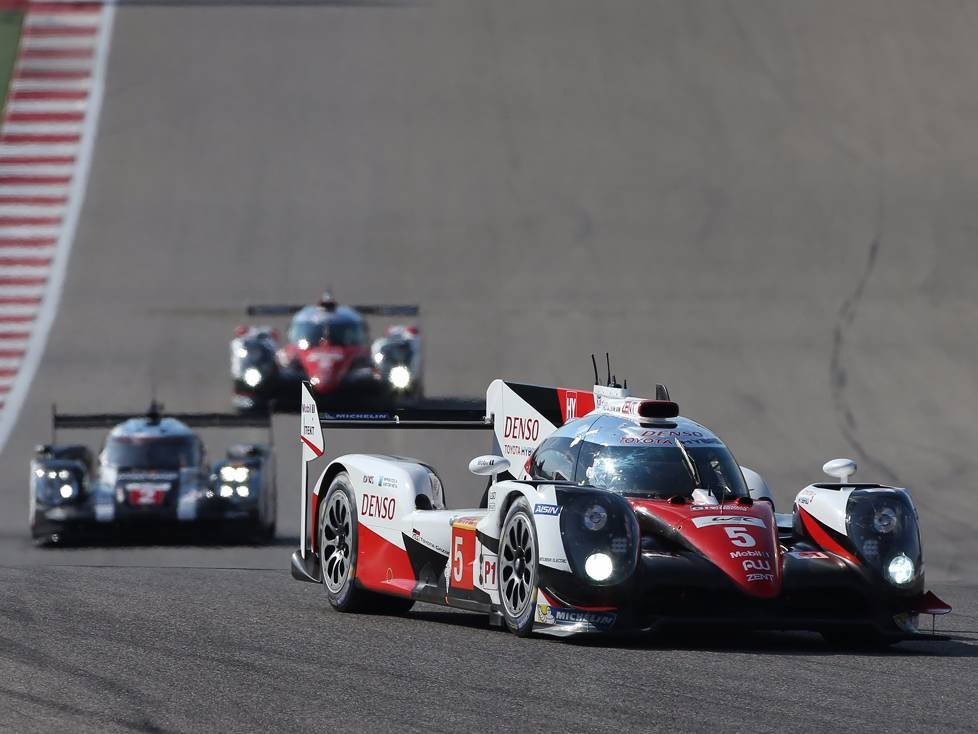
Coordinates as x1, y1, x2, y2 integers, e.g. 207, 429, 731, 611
388, 365, 411, 390
886, 553, 915, 586
846, 489, 921, 585
557, 489, 639, 586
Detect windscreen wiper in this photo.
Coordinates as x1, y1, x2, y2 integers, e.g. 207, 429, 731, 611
674, 438, 702, 491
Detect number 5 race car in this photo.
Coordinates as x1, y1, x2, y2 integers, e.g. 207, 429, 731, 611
289, 375, 951, 644
30, 402, 276, 544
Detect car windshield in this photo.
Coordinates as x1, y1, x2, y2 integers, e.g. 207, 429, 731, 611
105, 436, 199, 469
380, 341, 412, 364
576, 442, 748, 500
289, 318, 364, 347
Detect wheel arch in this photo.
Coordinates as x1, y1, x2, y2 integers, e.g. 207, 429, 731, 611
310, 461, 350, 554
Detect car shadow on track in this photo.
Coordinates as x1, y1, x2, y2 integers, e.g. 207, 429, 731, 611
405, 607, 978, 657
30, 532, 301, 550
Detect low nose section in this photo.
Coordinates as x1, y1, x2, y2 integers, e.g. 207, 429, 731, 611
680, 505, 781, 598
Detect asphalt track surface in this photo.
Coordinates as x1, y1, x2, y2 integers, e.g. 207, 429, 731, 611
2, 1, 978, 731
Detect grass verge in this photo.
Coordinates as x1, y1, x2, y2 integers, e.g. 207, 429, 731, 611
0, 7, 24, 116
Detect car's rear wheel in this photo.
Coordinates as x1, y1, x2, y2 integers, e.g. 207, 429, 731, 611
498, 498, 539, 637
319, 472, 414, 614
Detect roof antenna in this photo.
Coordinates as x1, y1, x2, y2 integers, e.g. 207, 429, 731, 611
591, 354, 599, 385
605, 353, 611, 387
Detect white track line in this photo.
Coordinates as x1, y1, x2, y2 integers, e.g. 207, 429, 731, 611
10, 78, 91, 91
0, 3, 115, 452
0, 165, 75, 176
0, 226, 63, 239
0, 143, 78, 157
2, 122, 83, 135
6, 100, 88, 113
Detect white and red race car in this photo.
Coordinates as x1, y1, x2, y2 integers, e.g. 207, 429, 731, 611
290, 375, 951, 643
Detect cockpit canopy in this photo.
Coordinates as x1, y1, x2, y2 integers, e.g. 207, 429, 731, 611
103, 433, 201, 470
528, 414, 748, 501
288, 306, 367, 348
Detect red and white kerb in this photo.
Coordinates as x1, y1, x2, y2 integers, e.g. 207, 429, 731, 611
0, 0, 111, 437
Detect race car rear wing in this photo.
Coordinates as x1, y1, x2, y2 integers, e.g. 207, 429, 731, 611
51, 405, 270, 442
296, 383, 490, 561
245, 303, 420, 317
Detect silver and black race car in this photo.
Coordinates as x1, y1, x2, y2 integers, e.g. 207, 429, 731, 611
30, 402, 276, 545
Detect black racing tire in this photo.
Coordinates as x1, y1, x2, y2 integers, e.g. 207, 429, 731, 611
318, 473, 415, 615
498, 498, 539, 637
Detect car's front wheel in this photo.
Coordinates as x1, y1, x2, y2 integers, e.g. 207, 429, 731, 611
498, 498, 539, 636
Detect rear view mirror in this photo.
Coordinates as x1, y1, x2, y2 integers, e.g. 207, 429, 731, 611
822, 458, 857, 482
468, 455, 510, 477
741, 466, 774, 506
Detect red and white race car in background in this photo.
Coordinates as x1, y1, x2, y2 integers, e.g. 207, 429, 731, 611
290, 373, 951, 644
230, 292, 422, 412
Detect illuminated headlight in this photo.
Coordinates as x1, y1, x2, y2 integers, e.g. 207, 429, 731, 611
310, 376, 321, 386
584, 552, 613, 581
873, 506, 898, 534
47, 471, 58, 479
243, 367, 263, 387
297, 339, 309, 350
373, 352, 384, 365
34, 468, 44, 478
389, 365, 411, 390
59, 483, 75, 499
236, 485, 250, 498
219, 484, 234, 498
58, 469, 70, 480
220, 465, 250, 483
583, 503, 608, 531
886, 553, 915, 586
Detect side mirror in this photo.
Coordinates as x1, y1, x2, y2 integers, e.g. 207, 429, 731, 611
468, 455, 510, 477
741, 466, 774, 506
822, 458, 857, 483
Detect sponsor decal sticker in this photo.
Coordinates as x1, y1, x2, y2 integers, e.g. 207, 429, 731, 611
536, 603, 616, 630
360, 493, 396, 520
378, 476, 398, 489
691, 515, 766, 529
503, 416, 540, 441
789, 550, 831, 560
534, 503, 561, 516
730, 550, 771, 559
746, 573, 775, 582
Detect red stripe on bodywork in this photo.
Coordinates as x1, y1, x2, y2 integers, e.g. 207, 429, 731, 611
299, 435, 323, 457
799, 508, 859, 565
356, 522, 415, 597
